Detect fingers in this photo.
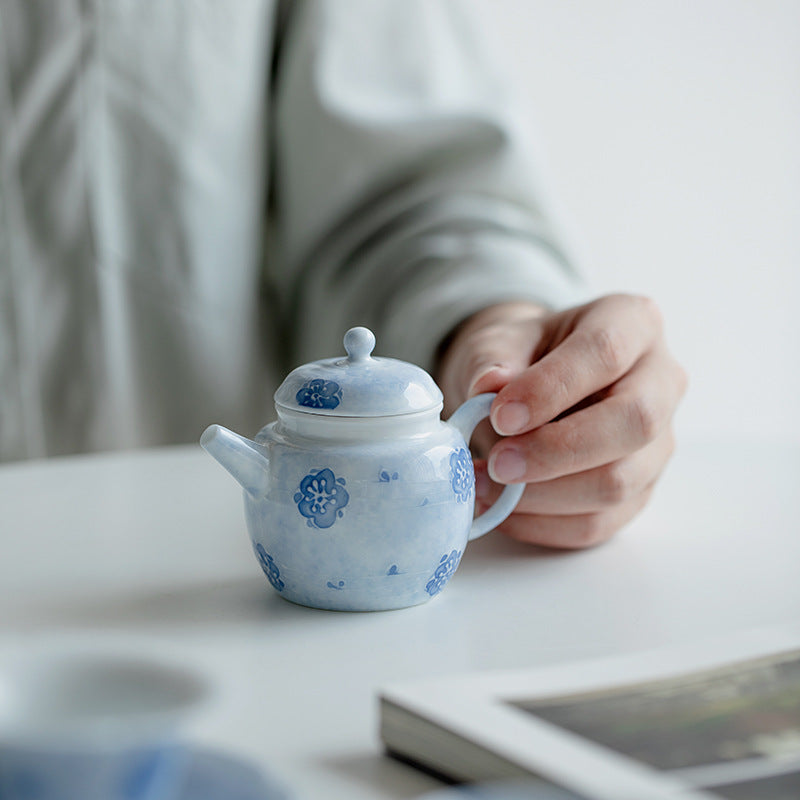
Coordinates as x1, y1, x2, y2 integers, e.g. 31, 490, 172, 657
437, 295, 685, 550
470, 419, 501, 462
488, 346, 686, 484
490, 294, 664, 435
493, 489, 653, 550
476, 429, 675, 515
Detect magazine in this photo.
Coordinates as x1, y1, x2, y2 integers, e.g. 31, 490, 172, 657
379, 626, 800, 800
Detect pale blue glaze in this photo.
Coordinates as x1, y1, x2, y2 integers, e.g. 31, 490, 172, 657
273, 326, 443, 418
245, 419, 473, 611
201, 327, 524, 612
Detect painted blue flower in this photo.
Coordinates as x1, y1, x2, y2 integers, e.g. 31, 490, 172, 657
425, 549, 462, 596
296, 379, 342, 410
255, 543, 285, 591
294, 468, 350, 529
449, 448, 474, 502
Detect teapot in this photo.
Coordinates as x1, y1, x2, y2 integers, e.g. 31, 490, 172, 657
201, 327, 523, 611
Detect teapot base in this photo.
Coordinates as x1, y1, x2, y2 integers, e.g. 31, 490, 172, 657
250, 547, 464, 612
277, 590, 435, 613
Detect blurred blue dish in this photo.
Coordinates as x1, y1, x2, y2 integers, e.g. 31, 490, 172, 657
415, 779, 592, 800
178, 749, 291, 800
0, 649, 210, 800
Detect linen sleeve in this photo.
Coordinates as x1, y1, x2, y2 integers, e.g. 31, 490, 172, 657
269, 0, 584, 371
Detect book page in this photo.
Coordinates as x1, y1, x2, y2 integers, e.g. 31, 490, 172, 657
509, 649, 800, 799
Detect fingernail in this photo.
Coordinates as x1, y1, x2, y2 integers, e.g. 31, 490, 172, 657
467, 365, 507, 397
492, 401, 530, 435
489, 447, 527, 483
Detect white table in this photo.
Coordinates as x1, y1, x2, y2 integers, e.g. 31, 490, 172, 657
1, 436, 799, 799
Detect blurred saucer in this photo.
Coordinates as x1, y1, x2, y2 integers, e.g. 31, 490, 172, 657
179, 749, 292, 800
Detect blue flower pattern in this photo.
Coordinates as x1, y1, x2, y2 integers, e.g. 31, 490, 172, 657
449, 448, 474, 502
294, 468, 350, 529
255, 543, 285, 591
426, 549, 462, 596
296, 379, 342, 410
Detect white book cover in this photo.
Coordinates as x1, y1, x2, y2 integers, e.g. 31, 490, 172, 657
380, 625, 800, 800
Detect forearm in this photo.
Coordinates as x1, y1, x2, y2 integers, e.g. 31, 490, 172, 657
271, 0, 582, 371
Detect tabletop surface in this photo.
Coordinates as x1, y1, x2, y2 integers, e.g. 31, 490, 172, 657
1, 436, 799, 799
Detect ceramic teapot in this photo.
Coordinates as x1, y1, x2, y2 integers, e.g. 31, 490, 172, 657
201, 327, 523, 611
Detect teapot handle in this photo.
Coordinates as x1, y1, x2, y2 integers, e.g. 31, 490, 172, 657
447, 393, 525, 541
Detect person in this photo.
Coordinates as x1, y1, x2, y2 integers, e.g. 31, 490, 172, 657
0, 0, 685, 548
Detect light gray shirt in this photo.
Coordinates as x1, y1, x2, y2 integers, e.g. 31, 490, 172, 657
0, 0, 580, 461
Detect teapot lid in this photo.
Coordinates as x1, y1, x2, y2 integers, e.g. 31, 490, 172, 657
274, 327, 443, 418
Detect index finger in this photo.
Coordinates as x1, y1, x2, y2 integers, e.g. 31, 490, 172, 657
490, 295, 662, 435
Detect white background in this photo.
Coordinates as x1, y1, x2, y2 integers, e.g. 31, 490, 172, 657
477, 0, 800, 444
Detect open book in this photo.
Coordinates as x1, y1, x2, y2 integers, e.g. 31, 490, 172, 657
379, 626, 800, 800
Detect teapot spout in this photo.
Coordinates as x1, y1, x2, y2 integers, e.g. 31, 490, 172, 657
200, 425, 270, 497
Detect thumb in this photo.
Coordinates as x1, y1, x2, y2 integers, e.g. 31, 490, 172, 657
467, 363, 516, 398
438, 303, 549, 412
464, 329, 532, 399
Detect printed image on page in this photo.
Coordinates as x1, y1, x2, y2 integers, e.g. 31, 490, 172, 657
509, 650, 800, 800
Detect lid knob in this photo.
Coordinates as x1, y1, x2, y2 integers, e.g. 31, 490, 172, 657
343, 327, 376, 363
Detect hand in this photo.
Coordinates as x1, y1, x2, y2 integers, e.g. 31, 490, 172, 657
437, 295, 687, 549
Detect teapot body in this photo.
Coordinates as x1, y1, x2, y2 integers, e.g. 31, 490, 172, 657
201, 327, 523, 611
246, 418, 475, 611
